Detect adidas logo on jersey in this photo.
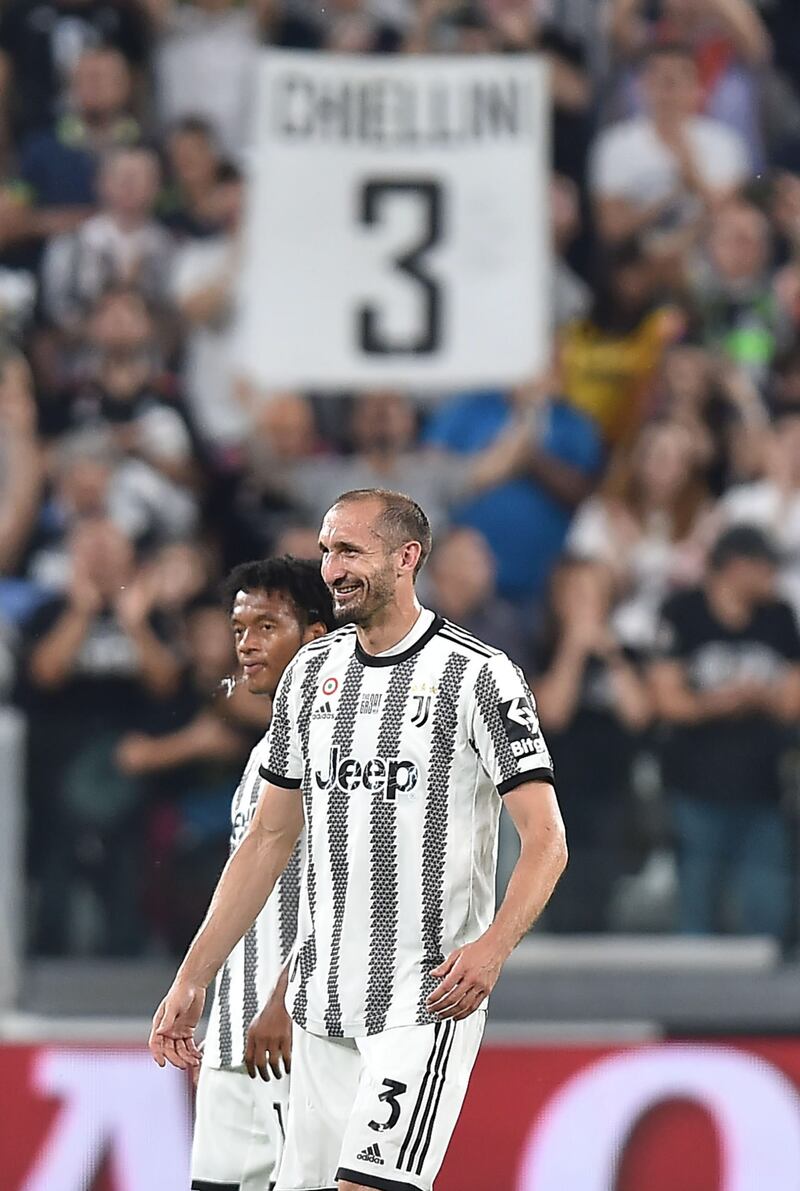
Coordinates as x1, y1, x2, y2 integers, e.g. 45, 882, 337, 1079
356, 1143, 384, 1165
312, 700, 335, 720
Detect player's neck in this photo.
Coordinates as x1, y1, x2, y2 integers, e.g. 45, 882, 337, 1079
356, 594, 423, 657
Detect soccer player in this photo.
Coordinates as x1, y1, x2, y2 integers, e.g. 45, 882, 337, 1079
190, 556, 335, 1191
151, 489, 567, 1191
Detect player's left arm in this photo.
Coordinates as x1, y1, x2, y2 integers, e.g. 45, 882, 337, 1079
427, 781, 566, 1022
427, 654, 567, 1021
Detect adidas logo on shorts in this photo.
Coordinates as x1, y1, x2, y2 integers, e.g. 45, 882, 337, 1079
356, 1142, 384, 1165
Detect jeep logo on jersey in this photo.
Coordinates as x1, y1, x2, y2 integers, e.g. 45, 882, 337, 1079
500, 696, 546, 759
315, 746, 418, 802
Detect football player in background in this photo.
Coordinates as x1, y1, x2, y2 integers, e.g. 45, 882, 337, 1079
191, 555, 334, 1191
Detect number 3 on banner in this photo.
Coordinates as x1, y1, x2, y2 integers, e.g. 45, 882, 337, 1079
357, 179, 443, 357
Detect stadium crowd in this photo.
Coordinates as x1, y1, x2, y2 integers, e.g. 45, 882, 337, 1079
2, 0, 800, 956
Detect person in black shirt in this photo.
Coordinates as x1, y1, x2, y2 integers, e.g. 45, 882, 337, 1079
116, 597, 262, 953
536, 558, 652, 931
651, 524, 800, 939
21, 517, 180, 954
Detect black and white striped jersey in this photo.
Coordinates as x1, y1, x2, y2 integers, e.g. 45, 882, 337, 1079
204, 739, 302, 1069
259, 608, 554, 1039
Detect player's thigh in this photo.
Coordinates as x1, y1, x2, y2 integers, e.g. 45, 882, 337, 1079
275, 1025, 361, 1191
192, 1064, 283, 1190
337, 1013, 485, 1191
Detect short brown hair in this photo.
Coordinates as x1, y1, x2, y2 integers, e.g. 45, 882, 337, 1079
333, 488, 432, 578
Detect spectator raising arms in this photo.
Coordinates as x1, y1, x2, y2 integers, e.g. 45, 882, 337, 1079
568, 420, 711, 648
590, 42, 751, 248
536, 558, 651, 932
560, 239, 681, 448
22, 518, 181, 954
425, 371, 603, 608
160, 117, 237, 241
610, 0, 771, 164
7, 48, 140, 260
42, 146, 172, 336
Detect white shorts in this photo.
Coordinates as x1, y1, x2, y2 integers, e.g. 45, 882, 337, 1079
275, 1015, 485, 1191
191, 1062, 290, 1191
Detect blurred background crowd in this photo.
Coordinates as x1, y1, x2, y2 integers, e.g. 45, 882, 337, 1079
3, 0, 800, 959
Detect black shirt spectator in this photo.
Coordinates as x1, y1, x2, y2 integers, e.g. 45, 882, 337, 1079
656, 585, 800, 804
651, 524, 800, 938
21, 518, 179, 954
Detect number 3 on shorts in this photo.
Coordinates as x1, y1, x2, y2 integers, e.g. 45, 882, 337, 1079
369, 1078, 408, 1132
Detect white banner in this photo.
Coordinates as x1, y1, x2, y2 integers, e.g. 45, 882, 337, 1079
238, 50, 551, 389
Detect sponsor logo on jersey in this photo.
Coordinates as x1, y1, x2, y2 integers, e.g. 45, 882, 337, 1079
312, 700, 336, 720
499, 696, 546, 759
357, 1142, 384, 1165
410, 693, 432, 727
315, 745, 419, 802
360, 692, 383, 716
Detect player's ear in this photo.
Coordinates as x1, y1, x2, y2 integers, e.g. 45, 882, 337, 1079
398, 540, 422, 577
302, 620, 327, 645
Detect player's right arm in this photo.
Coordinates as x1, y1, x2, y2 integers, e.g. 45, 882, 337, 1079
148, 781, 303, 1071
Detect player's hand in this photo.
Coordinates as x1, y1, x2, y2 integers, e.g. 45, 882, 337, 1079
191, 1039, 205, 1089
149, 980, 205, 1070
244, 985, 292, 1081
426, 936, 505, 1022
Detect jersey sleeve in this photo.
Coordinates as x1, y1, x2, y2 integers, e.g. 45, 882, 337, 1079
258, 660, 303, 789
469, 653, 554, 796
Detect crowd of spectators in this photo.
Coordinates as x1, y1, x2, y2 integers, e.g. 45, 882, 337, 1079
2, 0, 800, 956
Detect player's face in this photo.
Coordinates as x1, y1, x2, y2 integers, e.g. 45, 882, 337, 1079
319, 500, 398, 626
230, 589, 307, 697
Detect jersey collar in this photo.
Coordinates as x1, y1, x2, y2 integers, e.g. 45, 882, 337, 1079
355, 613, 444, 668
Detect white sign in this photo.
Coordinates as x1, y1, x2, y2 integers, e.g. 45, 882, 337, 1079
238, 50, 550, 389
21, 1049, 190, 1191
518, 1045, 800, 1191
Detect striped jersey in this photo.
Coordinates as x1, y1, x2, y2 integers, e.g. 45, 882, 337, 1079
259, 608, 554, 1038
204, 739, 302, 1069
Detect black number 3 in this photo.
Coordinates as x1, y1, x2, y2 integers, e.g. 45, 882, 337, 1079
358, 179, 444, 356
369, 1077, 408, 1132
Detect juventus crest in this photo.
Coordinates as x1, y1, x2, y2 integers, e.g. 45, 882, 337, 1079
410, 694, 432, 727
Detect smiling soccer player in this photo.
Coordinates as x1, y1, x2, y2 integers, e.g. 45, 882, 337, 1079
152, 490, 566, 1191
